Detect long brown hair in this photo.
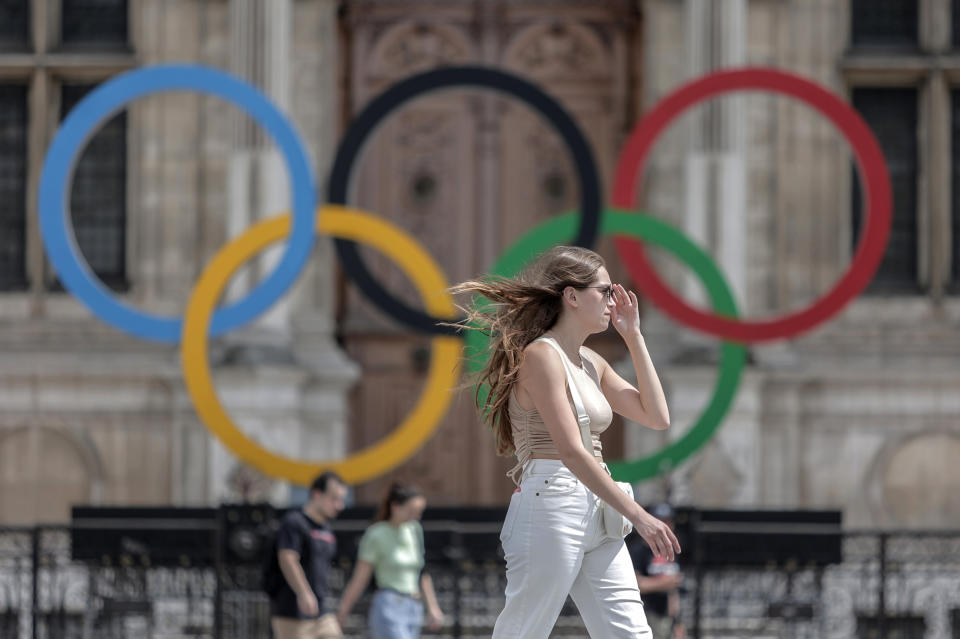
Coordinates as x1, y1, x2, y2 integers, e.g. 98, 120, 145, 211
450, 246, 605, 457
375, 482, 423, 523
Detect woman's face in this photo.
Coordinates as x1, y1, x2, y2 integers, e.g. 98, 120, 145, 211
393, 495, 427, 523
577, 266, 615, 332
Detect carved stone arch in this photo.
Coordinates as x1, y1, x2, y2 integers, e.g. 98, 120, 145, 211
863, 429, 960, 528
0, 423, 105, 524
503, 20, 612, 80
367, 21, 475, 80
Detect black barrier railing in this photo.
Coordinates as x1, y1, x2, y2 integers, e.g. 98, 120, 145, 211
0, 510, 959, 639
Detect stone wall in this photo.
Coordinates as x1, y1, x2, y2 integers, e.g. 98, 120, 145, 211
0, 0, 354, 524
631, 0, 960, 529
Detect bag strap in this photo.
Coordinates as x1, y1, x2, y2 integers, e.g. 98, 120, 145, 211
534, 336, 593, 453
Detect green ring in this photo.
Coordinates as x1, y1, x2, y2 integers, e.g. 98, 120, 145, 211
464, 209, 747, 483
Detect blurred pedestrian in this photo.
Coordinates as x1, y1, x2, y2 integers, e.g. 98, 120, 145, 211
628, 503, 685, 639
336, 482, 444, 639
268, 470, 349, 639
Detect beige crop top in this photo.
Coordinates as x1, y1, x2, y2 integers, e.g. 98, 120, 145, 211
506, 338, 614, 485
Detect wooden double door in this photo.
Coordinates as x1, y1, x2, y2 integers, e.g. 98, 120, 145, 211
337, 0, 641, 505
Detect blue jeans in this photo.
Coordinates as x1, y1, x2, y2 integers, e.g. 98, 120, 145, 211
368, 589, 424, 639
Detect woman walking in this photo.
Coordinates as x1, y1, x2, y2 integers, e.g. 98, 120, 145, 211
453, 246, 681, 638
336, 483, 444, 639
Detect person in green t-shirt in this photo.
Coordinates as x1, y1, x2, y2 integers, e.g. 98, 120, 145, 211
336, 483, 445, 638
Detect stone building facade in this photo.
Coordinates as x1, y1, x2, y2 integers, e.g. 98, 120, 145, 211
635, 0, 960, 529
0, 0, 356, 523
0, 0, 957, 529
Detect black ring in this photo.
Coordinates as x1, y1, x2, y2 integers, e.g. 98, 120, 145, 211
327, 66, 603, 336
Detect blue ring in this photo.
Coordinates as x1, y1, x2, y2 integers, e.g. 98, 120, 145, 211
38, 65, 316, 342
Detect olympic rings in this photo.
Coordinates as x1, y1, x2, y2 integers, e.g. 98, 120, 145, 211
464, 210, 746, 482
612, 68, 892, 342
181, 206, 461, 485
38, 63, 895, 485
327, 66, 603, 336
38, 65, 317, 343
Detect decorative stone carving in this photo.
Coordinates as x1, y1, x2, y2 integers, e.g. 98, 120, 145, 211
225, 461, 275, 503
504, 21, 610, 78
880, 433, 960, 528
524, 120, 575, 210
369, 22, 473, 78
0, 424, 100, 524
393, 110, 454, 218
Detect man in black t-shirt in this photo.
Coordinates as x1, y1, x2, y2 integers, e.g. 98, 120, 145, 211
271, 471, 349, 639
627, 503, 685, 639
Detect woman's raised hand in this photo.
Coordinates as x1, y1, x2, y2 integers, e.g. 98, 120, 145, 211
609, 284, 641, 338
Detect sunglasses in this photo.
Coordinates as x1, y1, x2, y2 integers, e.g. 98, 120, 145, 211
580, 284, 614, 302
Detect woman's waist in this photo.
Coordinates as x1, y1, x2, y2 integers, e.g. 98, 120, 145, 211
527, 452, 603, 462
375, 586, 421, 600
515, 430, 604, 459
375, 560, 423, 576
506, 446, 603, 486
520, 457, 609, 478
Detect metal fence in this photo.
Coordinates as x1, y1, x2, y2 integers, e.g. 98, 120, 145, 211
0, 522, 958, 639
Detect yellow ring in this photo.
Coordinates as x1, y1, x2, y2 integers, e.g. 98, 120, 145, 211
181, 205, 461, 485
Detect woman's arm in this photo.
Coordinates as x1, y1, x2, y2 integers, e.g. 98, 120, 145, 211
520, 342, 680, 561
420, 572, 444, 629
589, 332, 669, 429
336, 560, 374, 626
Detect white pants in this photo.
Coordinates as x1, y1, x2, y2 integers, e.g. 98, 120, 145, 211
492, 459, 652, 639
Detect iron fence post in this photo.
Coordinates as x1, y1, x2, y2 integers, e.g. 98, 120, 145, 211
31, 527, 39, 639
214, 516, 223, 639
692, 510, 702, 639
878, 533, 887, 639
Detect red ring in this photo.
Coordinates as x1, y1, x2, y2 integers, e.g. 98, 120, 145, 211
613, 68, 892, 342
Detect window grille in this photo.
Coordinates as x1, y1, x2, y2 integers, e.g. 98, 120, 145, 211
0, 85, 28, 291
852, 88, 919, 292
950, 90, 960, 288
0, 0, 29, 48
59, 83, 127, 290
61, 0, 128, 46
851, 0, 918, 49
953, 0, 960, 49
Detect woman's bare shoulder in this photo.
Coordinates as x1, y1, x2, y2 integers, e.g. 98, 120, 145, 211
520, 340, 564, 375
514, 341, 563, 408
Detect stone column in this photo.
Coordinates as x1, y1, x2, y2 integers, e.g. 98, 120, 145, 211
286, 0, 361, 476
681, 0, 747, 315
226, 0, 292, 338
208, 0, 358, 505
624, 0, 748, 501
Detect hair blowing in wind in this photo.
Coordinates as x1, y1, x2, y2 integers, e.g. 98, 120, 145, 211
449, 246, 605, 456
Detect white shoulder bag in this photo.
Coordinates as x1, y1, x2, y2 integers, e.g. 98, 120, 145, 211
536, 337, 634, 539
